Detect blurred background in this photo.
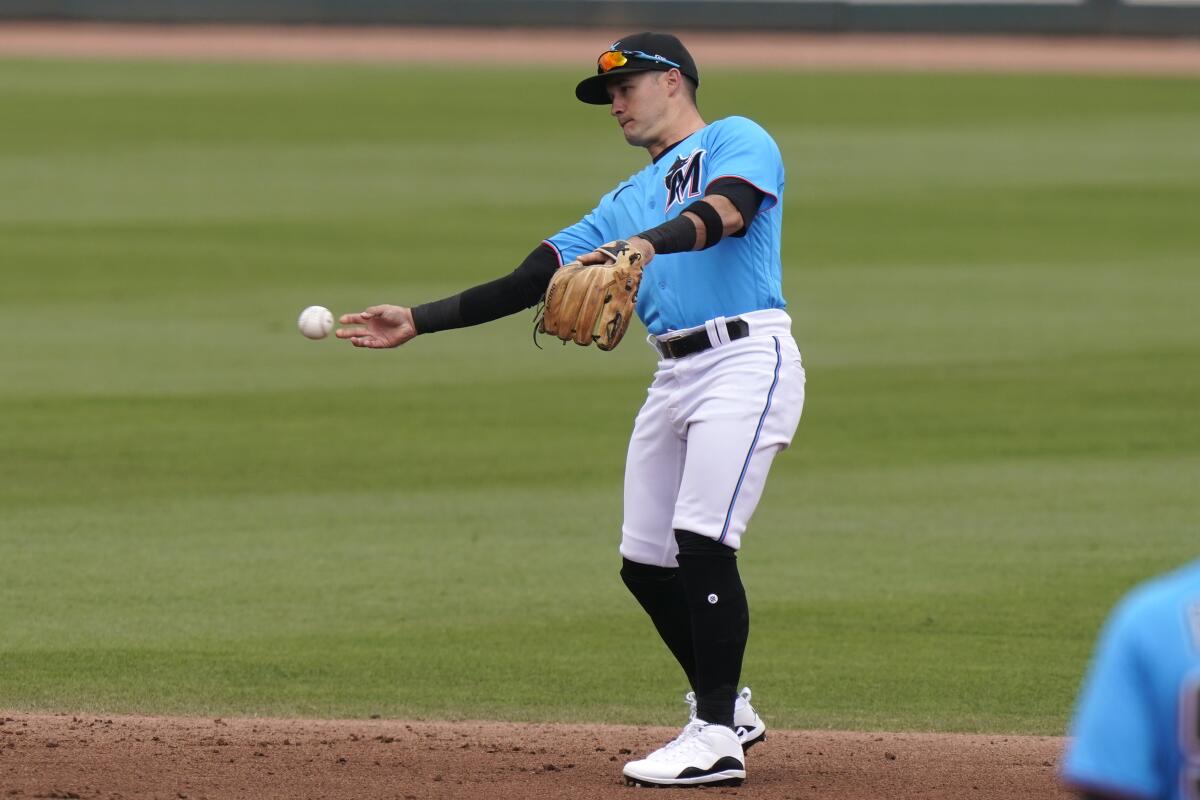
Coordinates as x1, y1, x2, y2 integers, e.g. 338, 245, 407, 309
1, 0, 1199, 35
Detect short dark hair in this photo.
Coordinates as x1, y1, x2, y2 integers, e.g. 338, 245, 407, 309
682, 75, 698, 107
651, 69, 698, 108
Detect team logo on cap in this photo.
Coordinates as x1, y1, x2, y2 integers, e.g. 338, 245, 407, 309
664, 148, 705, 213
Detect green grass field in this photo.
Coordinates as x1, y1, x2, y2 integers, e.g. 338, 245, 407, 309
1, 58, 1197, 735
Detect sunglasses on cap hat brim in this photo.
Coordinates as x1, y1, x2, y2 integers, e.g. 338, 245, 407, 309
576, 46, 689, 104
596, 49, 682, 73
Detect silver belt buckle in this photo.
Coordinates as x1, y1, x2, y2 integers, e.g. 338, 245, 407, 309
660, 332, 687, 358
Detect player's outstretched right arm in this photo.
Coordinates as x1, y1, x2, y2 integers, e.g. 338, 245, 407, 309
335, 243, 559, 350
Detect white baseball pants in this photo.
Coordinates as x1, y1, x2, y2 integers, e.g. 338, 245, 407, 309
620, 309, 806, 567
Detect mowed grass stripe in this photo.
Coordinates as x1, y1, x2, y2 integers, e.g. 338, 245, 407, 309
0, 59, 1196, 733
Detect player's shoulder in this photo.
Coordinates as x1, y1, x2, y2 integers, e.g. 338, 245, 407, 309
1107, 558, 1200, 642
709, 115, 768, 133
706, 116, 776, 142
702, 116, 782, 163
1125, 559, 1200, 611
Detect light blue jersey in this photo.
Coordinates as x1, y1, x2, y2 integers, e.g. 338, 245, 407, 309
545, 116, 786, 336
1063, 559, 1200, 800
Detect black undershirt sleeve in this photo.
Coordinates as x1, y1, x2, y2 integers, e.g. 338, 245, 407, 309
410, 243, 559, 334
707, 177, 766, 239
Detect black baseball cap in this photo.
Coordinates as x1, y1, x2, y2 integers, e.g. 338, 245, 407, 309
575, 32, 700, 105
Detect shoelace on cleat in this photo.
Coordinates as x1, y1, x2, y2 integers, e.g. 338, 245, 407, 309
667, 725, 739, 765
647, 719, 705, 759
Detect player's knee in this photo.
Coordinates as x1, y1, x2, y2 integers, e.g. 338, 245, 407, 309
674, 529, 737, 559
620, 557, 676, 586
673, 531, 748, 629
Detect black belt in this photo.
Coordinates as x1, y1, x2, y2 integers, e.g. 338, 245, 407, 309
655, 318, 750, 359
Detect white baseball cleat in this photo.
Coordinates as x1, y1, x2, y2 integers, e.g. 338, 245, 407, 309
623, 720, 746, 788
685, 686, 768, 752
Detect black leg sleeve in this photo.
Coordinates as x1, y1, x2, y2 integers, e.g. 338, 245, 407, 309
674, 530, 749, 729
620, 558, 697, 690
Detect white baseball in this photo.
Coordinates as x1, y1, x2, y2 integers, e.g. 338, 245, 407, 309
297, 305, 334, 340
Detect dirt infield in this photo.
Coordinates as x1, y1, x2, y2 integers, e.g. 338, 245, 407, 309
0, 22, 1199, 74
1, 713, 1072, 799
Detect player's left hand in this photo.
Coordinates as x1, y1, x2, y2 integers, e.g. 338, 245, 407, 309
536, 239, 645, 351
577, 236, 655, 268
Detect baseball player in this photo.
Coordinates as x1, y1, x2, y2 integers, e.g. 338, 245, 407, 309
337, 32, 805, 788
1062, 558, 1200, 800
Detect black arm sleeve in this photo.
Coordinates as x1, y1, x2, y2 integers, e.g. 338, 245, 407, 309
707, 177, 766, 239
410, 243, 559, 334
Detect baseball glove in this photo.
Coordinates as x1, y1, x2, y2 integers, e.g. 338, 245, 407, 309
535, 240, 644, 351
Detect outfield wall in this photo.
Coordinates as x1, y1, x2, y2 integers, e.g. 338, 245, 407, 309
1, 0, 1199, 37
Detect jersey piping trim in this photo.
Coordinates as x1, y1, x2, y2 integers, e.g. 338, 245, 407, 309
706, 174, 779, 213
718, 336, 782, 545
542, 239, 564, 268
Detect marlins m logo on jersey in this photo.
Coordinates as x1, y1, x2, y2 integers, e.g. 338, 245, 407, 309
664, 148, 706, 212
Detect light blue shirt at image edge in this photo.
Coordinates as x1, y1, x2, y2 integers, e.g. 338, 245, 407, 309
545, 116, 786, 336
1062, 558, 1200, 800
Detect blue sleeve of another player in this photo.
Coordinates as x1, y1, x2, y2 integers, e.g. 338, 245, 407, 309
1062, 597, 1162, 800
704, 117, 784, 214
544, 186, 625, 265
